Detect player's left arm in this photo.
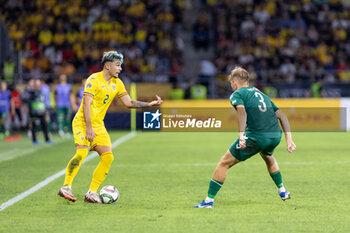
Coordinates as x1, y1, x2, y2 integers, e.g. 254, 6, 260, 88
70, 93, 77, 112
276, 109, 296, 153
119, 94, 163, 108
70, 88, 77, 112
236, 105, 247, 149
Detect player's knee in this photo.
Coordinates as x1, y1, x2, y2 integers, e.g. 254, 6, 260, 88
263, 155, 275, 165
220, 152, 237, 168
219, 157, 234, 169
101, 152, 114, 165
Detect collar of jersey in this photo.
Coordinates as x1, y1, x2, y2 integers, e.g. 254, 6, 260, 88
98, 72, 118, 85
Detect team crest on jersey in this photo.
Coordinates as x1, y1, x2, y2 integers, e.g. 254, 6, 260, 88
81, 136, 85, 141
111, 84, 116, 91
86, 83, 92, 89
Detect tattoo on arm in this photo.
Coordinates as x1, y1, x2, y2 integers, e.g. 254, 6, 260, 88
130, 100, 149, 108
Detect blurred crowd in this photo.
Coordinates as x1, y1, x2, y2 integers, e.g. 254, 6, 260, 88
202, 0, 350, 84
0, 75, 84, 143
1, 0, 350, 100
0, 0, 186, 83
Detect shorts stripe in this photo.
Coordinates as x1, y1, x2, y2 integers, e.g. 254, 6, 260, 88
90, 144, 97, 151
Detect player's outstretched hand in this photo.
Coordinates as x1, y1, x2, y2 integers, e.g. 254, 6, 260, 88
148, 95, 163, 106
287, 140, 296, 153
86, 127, 96, 143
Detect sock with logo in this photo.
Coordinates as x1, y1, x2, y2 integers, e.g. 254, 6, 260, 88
89, 152, 114, 192
270, 170, 284, 188
64, 149, 89, 186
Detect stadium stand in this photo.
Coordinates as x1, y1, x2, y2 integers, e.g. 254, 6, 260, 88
205, 0, 350, 85
1, 0, 350, 136
0, 0, 186, 83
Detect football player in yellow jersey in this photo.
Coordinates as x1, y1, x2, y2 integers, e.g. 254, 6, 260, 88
58, 51, 163, 203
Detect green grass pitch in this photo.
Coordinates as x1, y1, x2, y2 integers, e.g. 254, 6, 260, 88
0, 131, 349, 233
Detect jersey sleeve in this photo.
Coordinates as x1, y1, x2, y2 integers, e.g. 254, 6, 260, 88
271, 100, 279, 112
83, 77, 97, 98
230, 91, 244, 107
116, 79, 128, 98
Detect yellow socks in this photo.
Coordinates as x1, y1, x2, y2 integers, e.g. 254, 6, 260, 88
64, 149, 89, 186
64, 150, 114, 192
89, 152, 114, 192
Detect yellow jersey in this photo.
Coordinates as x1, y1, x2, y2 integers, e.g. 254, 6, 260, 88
73, 71, 128, 128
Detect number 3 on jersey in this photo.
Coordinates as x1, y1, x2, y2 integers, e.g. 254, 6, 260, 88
103, 94, 109, 104
254, 92, 267, 112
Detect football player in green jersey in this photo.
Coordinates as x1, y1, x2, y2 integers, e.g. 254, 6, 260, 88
194, 67, 296, 208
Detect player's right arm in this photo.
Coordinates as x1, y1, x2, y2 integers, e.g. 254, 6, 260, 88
83, 94, 95, 142
275, 109, 296, 153
230, 92, 247, 149
119, 94, 163, 108
70, 87, 77, 112
236, 105, 247, 149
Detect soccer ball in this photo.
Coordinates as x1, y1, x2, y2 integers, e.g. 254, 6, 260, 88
100, 185, 119, 204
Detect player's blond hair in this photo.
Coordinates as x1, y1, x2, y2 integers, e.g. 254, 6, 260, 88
228, 67, 250, 83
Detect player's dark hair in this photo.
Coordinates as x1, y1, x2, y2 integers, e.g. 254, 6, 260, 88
101, 51, 124, 67
228, 66, 250, 83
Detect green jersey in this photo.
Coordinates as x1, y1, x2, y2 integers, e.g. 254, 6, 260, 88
230, 86, 281, 138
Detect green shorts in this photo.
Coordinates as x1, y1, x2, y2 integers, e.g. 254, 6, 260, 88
229, 135, 281, 161
0, 112, 9, 119
57, 108, 71, 118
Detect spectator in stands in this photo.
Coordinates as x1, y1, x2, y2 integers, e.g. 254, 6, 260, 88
198, 59, 216, 92
280, 58, 296, 83
0, 0, 185, 84
204, 0, 350, 97
193, 13, 210, 51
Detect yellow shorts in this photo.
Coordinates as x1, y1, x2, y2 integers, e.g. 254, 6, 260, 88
72, 122, 111, 151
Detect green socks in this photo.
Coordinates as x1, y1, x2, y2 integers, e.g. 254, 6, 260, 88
207, 178, 224, 199
205, 171, 284, 202
0, 124, 5, 133
270, 170, 283, 188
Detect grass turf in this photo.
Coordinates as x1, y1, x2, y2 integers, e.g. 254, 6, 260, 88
0, 131, 349, 233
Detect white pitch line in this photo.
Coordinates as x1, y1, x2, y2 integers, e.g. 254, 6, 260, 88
0, 137, 71, 163
104, 161, 348, 168
0, 132, 136, 212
